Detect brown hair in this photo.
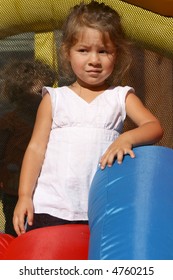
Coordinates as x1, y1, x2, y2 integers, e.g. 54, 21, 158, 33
1, 59, 57, 103
59, 0, 132, 85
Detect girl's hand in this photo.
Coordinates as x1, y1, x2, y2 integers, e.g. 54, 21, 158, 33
99, 135, 135, 169
13, 196, 34, 236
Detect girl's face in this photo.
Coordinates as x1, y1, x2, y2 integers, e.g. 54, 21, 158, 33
69, 27, 116, 89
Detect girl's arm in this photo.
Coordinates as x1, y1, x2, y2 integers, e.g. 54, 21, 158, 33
13, 93, 52, 235
100, 92, 163, 169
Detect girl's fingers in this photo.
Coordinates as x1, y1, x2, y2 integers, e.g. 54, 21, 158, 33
27, 211, 34, 226
13, 216, 25, 236
100, 149, 135, 169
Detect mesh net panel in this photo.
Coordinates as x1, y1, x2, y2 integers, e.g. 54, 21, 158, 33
0, 0, 173, 235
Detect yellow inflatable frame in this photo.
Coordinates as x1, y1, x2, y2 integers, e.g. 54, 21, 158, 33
0, 0, 173, 67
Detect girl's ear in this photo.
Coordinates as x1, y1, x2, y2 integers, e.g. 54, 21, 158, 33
66, 52, 71, 61
113, 47, 117, 60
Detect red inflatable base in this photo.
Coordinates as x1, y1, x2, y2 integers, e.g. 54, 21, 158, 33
0, 233, 15, 260
0, 224, 90, 260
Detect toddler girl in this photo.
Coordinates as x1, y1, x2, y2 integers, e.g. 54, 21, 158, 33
13, 1, 163, 236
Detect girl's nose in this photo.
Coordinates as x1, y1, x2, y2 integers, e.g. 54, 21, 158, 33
88, 52, 101, 66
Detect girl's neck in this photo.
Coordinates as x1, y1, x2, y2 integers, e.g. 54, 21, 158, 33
74, 80, 109, 91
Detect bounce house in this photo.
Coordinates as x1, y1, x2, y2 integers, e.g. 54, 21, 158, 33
0, 0, 173, 260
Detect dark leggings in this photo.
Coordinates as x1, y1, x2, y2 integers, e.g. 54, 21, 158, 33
26, 213, 88, 232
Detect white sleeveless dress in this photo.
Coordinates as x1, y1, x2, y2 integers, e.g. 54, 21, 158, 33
33, 85, 134, 220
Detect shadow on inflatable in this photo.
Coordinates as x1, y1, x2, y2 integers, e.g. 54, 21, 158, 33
0, 145, 173, 260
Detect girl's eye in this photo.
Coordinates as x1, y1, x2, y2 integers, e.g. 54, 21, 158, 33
78, 49, 87, 53
99, 50, 108, 54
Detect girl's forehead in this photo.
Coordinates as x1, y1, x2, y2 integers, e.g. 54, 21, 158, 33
74, 27, 114, 46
